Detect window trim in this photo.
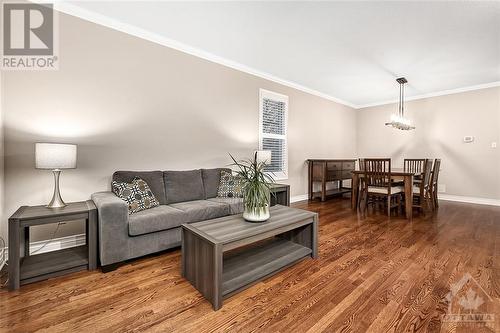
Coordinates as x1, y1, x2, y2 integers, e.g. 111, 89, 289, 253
259, 88, 289, 180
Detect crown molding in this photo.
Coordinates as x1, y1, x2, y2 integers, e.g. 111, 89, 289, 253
48, 2, 358, 109
357, 81, 500, 109
34, 1, 500, 110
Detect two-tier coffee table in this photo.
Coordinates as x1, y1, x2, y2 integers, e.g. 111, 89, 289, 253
181, 205, 318, 310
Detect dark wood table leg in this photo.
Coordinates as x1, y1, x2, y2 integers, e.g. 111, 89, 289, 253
24, 226, 29, 257
8, 219, 21, 291
404, 175, 414, 220
286, 186, 290, 206
87, 208, 98, 270
312, 214, 318, 259
321, 162, 327, 202
308, 162, 313, 200
182, 227, 223, 310
213, 244, 223, 310
351, 173, 359, 210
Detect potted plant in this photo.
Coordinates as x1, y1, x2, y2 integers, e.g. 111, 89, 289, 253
230, 152, 275, 222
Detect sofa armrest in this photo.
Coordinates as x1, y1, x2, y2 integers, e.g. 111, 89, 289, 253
91, 191, 129, 266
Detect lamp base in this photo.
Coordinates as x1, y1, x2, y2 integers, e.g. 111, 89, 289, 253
47, 169, 67, 208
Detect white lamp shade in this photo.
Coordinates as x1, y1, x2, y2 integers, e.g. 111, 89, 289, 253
255, 150, 272, 165
35, 143, 77, 169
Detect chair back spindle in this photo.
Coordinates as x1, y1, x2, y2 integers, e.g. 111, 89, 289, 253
422, 159, 433, 189
431, 159, 441, 186
404, 159, 426, 174
363, 158, 391, 188
430, 159, 441, 208
358, 158, 365, 171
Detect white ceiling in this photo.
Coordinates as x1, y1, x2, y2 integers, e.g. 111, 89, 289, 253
59, 1, 500, 108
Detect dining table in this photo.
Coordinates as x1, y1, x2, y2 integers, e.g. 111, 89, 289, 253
351, 169, 419, 220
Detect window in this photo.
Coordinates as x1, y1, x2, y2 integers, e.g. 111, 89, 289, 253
259, 89, 288, 180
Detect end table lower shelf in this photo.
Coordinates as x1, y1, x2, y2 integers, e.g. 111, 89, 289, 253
20, 246, 90, 284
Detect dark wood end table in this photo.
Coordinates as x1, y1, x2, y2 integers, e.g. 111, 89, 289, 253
8, 200, 97, 290
270, 183, 291, 206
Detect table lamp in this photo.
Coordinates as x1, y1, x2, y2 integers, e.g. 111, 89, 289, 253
35, 143, 77, 208
255, 150, 272, 165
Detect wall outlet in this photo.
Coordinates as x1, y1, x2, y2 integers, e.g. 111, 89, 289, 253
438, 184, 446, 193
492, 142, 497, 148
463, 136, 474, 143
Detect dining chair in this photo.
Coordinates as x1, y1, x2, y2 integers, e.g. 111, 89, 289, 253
358, 158, 365, 171
355, 158, 365, 208
360, 158, 403, 217
429, 159, 441, 209
404, 159, 427, 182
412, 159, 433, 212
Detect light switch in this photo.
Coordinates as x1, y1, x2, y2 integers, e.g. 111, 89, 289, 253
492, 142, 497, 148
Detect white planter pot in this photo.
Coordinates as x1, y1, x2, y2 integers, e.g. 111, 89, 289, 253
243, 205, 270, 223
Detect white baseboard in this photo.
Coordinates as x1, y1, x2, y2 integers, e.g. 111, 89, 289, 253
438, 194, 500, 207
3, 233, 87, 261
291, 194, 309, 203
291, 192, 500, 208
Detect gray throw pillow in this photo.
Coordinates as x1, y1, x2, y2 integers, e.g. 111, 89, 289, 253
112, 177, 159, 214
217, 170, 244, 198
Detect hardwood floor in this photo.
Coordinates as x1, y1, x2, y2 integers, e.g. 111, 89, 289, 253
1, 198, 499, 332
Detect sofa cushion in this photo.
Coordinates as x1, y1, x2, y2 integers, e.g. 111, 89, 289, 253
128, 205, 187, 236
202, 168, 231, 198
217, 170, 244, 198
113, 171, 167, 205
112, 178, 160, 214
170, 200, 231, 223
207, 197, 244, 215
164, 170, 205, 204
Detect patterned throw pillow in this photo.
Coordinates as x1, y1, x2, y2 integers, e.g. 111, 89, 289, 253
217, 170, 244, 198
112, 177, 159, 214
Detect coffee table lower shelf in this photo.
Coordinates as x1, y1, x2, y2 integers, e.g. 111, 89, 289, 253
222, 238, 311, 296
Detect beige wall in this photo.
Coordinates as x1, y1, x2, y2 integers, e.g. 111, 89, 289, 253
2, 13, 356, 243
356, 87, 500, 200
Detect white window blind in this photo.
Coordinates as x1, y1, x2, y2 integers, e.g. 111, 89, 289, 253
259, 89, 288, 180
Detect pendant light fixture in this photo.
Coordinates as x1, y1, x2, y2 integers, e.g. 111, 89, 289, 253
385, 77, 415, 130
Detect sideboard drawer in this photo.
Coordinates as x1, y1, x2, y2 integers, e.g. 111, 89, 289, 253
342, 161, 355, 170
327, 162, 342, 171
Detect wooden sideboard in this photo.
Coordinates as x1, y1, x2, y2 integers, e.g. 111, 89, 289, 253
307, 159, 356, 201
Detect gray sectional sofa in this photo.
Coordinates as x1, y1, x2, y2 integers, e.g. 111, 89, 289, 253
91, 168, 243, 269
